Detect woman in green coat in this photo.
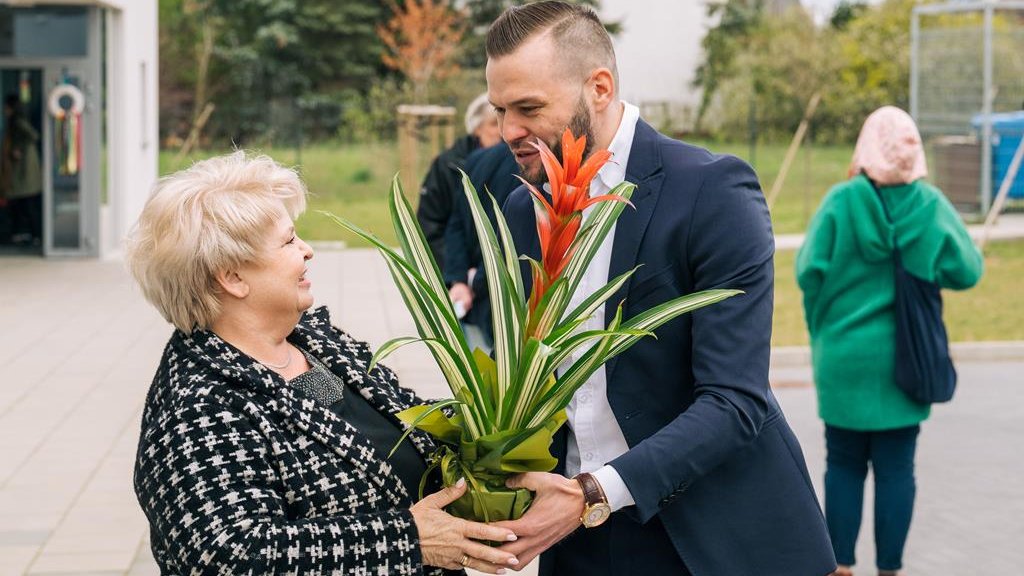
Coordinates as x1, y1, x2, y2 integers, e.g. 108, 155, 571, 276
796, 106, 983, 576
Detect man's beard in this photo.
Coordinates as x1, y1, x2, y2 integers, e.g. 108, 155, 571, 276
520, 96, 595, 187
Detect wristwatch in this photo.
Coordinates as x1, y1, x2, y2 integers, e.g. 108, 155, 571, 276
574, 472, 611, 528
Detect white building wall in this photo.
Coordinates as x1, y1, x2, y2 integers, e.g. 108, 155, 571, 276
0, 0, 158, 259
101, 0, 158, 258
599, 0, 709, 130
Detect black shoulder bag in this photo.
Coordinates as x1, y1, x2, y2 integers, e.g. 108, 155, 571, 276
870, 179, 957, 404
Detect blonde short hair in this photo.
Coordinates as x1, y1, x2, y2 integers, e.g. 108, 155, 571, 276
125, 151, 307, 334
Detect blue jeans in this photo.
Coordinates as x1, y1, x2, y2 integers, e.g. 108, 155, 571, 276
824, 424, 920, 571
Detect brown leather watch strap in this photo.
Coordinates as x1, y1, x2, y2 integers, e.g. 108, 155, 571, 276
575, 472, 608, 507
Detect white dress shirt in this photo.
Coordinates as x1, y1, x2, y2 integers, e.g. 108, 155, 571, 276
559, 101, 640, 512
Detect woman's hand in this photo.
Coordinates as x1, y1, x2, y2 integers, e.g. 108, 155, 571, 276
411, 478, 521, 574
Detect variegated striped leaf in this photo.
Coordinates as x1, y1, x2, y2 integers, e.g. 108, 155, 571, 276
368, 336, 423, 374
524, 289, 742, 427
319, 210, 487, 437
545, 265, 641, 348
388, 177, 450, 304
459, 170, 525, 426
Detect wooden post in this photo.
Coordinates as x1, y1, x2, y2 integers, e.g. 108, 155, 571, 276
397, 107, 415, 189
445, 114, 456, 149
396, 105, 457, 200
429, 119, 440, 161
766, 92, 822, 210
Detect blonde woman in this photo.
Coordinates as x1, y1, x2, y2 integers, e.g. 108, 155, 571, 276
126, 152, 520, 575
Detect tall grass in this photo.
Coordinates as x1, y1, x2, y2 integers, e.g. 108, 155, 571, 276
160, 139, 855, 244
161, 141, 1023, 344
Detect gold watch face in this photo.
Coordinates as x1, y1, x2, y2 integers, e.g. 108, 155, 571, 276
582, 503, 611, 527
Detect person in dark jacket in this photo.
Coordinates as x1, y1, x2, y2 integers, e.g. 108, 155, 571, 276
445, 141, 520, 352
125, 151, 520, 575
416, 93, 503, 271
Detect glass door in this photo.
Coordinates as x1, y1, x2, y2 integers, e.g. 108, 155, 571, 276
43, 67, 96, 255
0, 68, 43, 254
42, 66, 101, 255
0, 6, 101, 257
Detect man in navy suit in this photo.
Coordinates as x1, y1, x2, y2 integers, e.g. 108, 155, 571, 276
485, 3, 837, 575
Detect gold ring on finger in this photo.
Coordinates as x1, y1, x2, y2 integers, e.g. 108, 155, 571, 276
459, 553, 470, 567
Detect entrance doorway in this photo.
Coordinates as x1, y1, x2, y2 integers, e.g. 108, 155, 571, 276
0, 68, 43, 254
0, 5, 102, 258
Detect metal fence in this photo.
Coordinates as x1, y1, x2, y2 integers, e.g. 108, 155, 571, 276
911, 1, 1024, 214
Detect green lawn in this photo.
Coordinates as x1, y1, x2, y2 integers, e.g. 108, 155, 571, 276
160, 143, 403, 246
161, 141, 1022, 344
160, 139, 852, 244
689, 139, 855, 235
773, 239, 1024, 346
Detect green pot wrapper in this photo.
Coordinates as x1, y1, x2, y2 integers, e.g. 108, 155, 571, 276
398, 404, 567, 523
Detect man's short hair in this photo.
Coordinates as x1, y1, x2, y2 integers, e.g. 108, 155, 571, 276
486, 1, 618, 86
125, 151, 307, 334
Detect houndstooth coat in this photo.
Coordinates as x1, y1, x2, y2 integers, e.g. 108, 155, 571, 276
134, 306, 453, 575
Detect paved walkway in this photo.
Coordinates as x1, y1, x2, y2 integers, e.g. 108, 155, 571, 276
775, 212, 1024, 250
1, 251, 1021, 575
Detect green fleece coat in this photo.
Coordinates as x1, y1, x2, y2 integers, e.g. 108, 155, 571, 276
796, 175, 983, 430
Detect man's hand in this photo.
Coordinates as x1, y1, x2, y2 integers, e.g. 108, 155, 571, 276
492, 472, 585, 570
449, 282, 473, 316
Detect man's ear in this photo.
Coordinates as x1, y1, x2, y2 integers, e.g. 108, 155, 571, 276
215, 268, 250, 299
588, 67, 616, 113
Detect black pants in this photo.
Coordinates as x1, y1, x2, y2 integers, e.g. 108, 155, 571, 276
10, 194, 41, 240
825, 424, 920, 571
540, 513, 692, 576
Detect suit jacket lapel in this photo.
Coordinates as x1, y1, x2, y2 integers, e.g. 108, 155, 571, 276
604, 120, 665, 380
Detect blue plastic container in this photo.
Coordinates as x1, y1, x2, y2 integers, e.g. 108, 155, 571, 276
972, 111, 1024, 199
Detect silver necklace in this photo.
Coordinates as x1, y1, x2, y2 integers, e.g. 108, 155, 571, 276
260, 347, 293, 370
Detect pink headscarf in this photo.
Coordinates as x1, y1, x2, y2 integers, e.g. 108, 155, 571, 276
848, 106, 928, 186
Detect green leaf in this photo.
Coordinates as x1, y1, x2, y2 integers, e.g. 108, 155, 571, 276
458, 170, 526, 427
526, 182, 636, 342
488, 188, 525, 313
369, 336, 422, 373
391, 399, 464, 457
388, 176, 451, 306
464, 411, 566, 474
525, 289, 743, 428
543, 326, 653, 378
546, 265, 642, 347
320, 210, 488, 437
611, 289, 746, 355
474, 348, 499, 408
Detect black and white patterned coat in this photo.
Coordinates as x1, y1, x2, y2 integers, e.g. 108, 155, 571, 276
134, 306, 452, 575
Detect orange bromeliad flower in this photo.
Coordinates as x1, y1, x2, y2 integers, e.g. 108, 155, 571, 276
520, 128, 630, 326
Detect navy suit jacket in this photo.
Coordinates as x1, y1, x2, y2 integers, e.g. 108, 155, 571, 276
503, 120, 836, 575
